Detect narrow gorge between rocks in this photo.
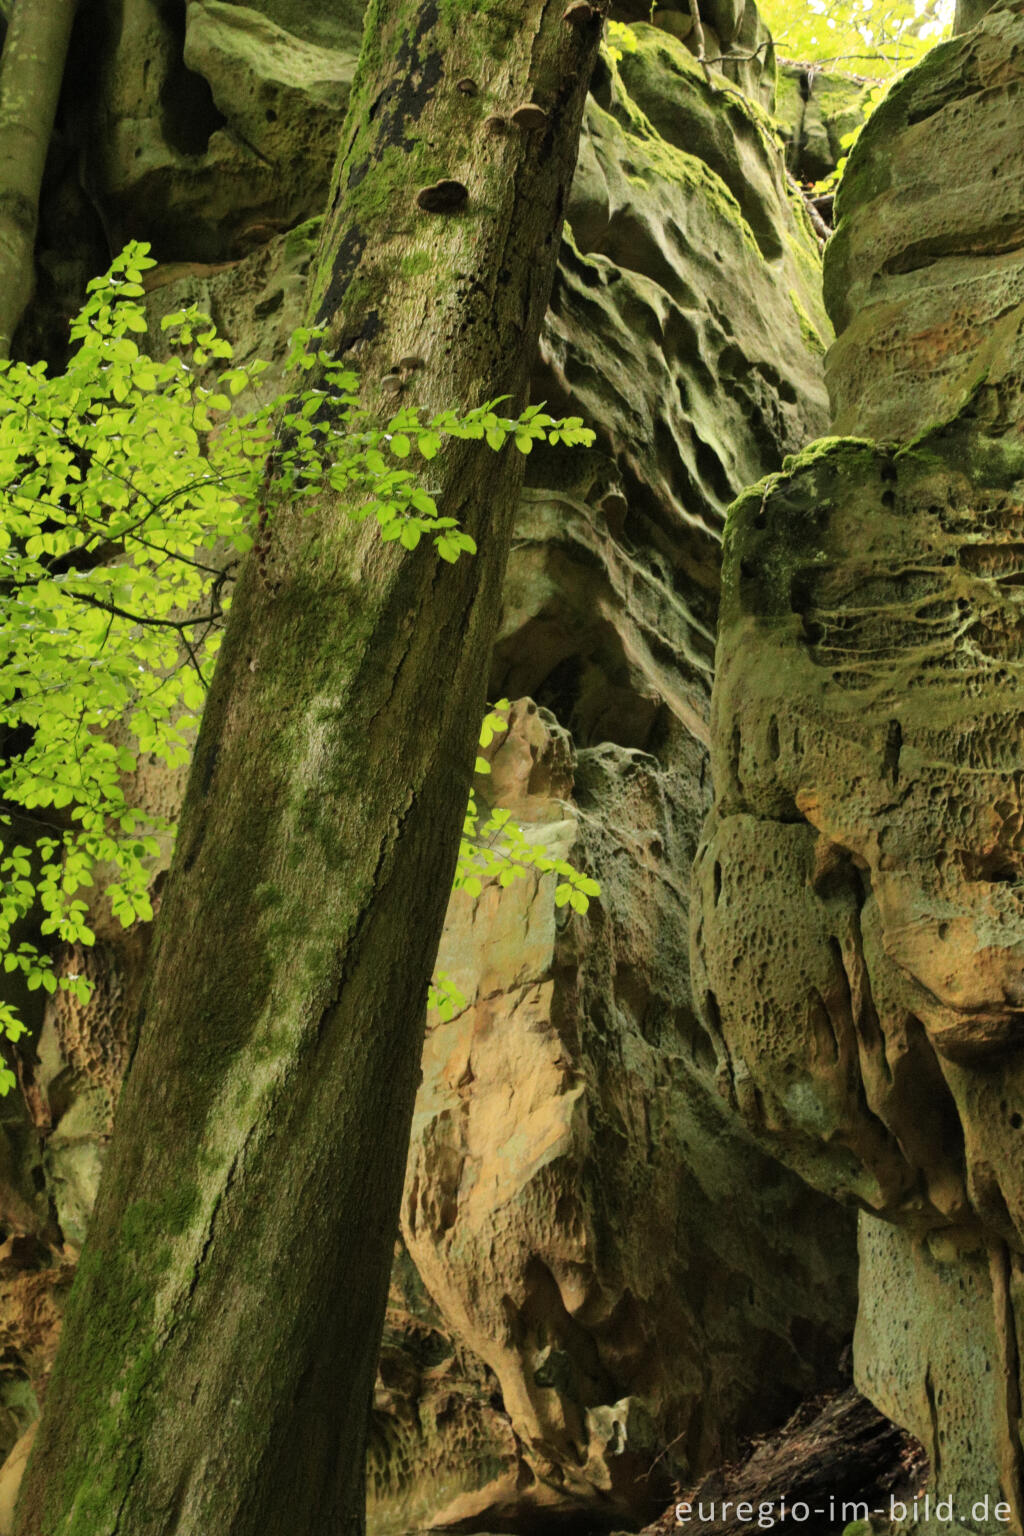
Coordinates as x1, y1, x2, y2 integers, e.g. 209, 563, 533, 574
0, 0, 1020, 1534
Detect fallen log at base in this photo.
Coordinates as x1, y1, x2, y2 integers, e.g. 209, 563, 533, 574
641, 1386, 928, 1536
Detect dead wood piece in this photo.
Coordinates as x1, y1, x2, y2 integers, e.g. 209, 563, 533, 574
643, 1387, 928, 1536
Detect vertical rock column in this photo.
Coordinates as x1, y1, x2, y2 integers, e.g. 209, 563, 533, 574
693, 3, 1024, 1531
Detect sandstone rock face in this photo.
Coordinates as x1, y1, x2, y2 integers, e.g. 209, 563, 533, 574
954, 0, 1001, 30
824, 1, 1024, 441
614, 0, 776, 106
367, 1240, 516, 1536
80, 0, 360, 262
375, 28, 859, 1527
695, 426, 1024, 1221
512, 31, 832, 755
694, 4, 1024, 1528
395, 705, 854, 1530
0, 2, 860, 1526
855, 1220, 1023, 1533
775, 66, 869, 185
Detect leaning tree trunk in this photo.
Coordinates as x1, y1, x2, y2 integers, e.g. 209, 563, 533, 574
14, 3, 604, 1534
953, 0, 997, 30
0, 0, 77, 357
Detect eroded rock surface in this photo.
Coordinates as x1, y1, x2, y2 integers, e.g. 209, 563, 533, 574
367, 1240, 516, 1536
81, 0, 361, 262
775, 65, 869, 185
368, 23, 854, 1528
616, 0, 777, 106
396, 704, 854, 1529
694, 3, 1024, 1527
824, 1, 1024, 441
0, 3, 859, 1529
695, 427, 1024, 1222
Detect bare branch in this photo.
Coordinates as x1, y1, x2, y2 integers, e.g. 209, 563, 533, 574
685, 0, 715, 86
65, 588, 224, 632
701, 37, 773, 66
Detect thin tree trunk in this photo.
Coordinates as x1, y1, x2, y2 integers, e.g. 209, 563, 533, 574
0, 0, 76, 357
14, 2, 604, 1533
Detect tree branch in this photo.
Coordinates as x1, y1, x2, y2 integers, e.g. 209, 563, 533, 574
65, 588, 224, 632
685, 0, 715, 85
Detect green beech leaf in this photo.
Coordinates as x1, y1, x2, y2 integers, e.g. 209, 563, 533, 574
0, 241, 597, 1075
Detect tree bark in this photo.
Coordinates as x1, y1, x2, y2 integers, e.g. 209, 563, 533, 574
0, 0, 77, 357
14, 2, 603, 1534
953, 0, 996, 31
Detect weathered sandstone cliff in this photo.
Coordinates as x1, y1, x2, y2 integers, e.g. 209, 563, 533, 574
0, 1, 862, 1528
694, 4, 1024, 1528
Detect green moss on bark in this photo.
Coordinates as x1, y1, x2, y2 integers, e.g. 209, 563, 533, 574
16, 2, 606, 1533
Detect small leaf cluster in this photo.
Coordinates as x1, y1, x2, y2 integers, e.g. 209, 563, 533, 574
427, 701, 601, 1024
0, 242, 595, 1078
426, 971, 466, 1025
605, 19, 640, 62
349, 402, 593, 562
455, 796, 600, 910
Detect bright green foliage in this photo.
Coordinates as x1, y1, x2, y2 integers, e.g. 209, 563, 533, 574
459, 793, 600, 910
427, 699, 602, 1024
605, 19, 640, 62
463, 699, 599, 919
761, 0, 952, 73
0, 242, 597, 1084
354, 400, 592, 559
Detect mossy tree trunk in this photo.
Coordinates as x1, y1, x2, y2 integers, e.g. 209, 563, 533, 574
14, 3, 604, 1533
0, 0, 77, 357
